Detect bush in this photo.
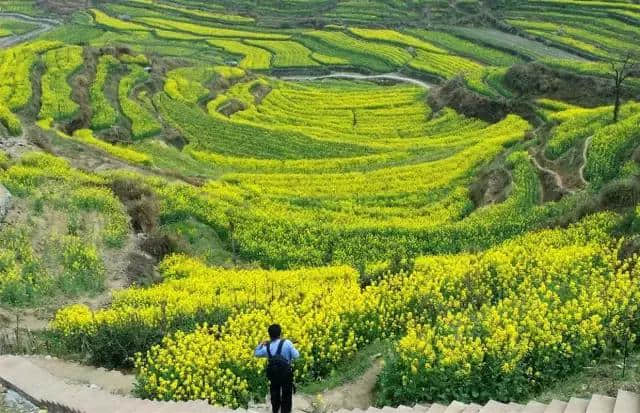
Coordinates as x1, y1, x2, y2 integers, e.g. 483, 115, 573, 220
0, 151, 9, 170
375, 214, 635, 406
52, 302, 230, 368
0, 103, 22, 136
57, 236, 106, 295
599, 179, 640, 210
0, 228, 51, 306
140, 232, 181, 261
70, 186, 129, 247
585, 113, 640, 187
110, 177, 158, 233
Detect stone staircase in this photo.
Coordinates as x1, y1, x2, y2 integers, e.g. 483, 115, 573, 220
0, 355, 226, 413
333, 392, 640, 413
0, 355, 638, 413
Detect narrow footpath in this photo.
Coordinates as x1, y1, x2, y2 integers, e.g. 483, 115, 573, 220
281, 72, 433, 89
0, 13, 60, 49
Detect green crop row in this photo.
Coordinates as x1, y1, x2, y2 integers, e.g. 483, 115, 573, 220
39, 45, 84, 120
90, 54, 119, 130
585, 112, 640, 187
245, 40, 319, 68
157, 91, 373, 160
118, 64, 162, 139
0, 103, 21, 136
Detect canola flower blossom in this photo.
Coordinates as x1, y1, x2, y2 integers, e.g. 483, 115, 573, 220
0, 3, 638, 407
51, 211, 640, 407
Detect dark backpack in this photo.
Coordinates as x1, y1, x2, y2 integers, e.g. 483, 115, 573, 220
266, 340, 292, 382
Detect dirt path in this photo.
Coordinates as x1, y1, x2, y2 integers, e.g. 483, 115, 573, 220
0, 13, 60, 49
0, 136, 38, 159
530, 156, 565, 192
579, 135, 593, 186
295, 360, 383, 412
530, 153, 575, 201
281, 72, 433, 89
82, 232, 144, 310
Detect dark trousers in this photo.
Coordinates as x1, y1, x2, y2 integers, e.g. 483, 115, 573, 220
269, 375, 294, 413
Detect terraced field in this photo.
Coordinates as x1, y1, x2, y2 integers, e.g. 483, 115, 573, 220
0, 0, 639, 410
0, 16, 36, 37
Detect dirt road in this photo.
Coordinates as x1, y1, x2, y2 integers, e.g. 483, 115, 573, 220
0, 13, 60, 49
281, 72, 433, 89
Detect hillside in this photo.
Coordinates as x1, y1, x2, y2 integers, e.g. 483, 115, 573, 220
0, 0, 639, 411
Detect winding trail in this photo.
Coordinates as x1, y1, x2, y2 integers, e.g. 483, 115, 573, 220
530, 154, 574, 196
296, 360, 383, 411
579, 135, 594, 186
281, 72, 434, 89
0, 13, 60, 49
530, 133, 594, 199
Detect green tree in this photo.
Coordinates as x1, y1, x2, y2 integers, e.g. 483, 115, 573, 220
609, 49, 640, 123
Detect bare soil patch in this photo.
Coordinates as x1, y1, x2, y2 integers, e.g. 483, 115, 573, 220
505, 63, 635, 106
62, 47, 96, 136
251, 83, 272, 104
428, 77, 509, 123
0, 137, 38, 159
529, 152, 571, 202
218, 98, 247, 117
470, 167, 511, 207
37, 0, 90, 16
296, 361, 383, 411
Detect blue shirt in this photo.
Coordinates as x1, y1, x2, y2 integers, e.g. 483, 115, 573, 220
254, 339, 300, 364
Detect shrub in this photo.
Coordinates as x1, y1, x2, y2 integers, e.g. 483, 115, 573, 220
376, 214, 636, 405
0, 103, 22, 136
0, 228, 50, 306
57, 235, 106, 295
70, 186, 129, 247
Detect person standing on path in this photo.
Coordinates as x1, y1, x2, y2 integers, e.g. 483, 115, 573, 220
254, 324, 300, 413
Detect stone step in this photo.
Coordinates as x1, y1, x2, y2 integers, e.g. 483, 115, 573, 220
613, 390, 640, 413
522, 401, 547, 413
414, 404, 432, 413
2, 355, 640, 413
428, 403, 449, 413
119, 398, 155, 413
0, 355, 220, 413
480, 400, 511, 413
544, 400, 568, 413
565, 398, 590, 413
507, 402, 525, 413
586, 395, 616, 413
397, 405, 415, 413
444, 401, 468, 413
461, 403, 482, 413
